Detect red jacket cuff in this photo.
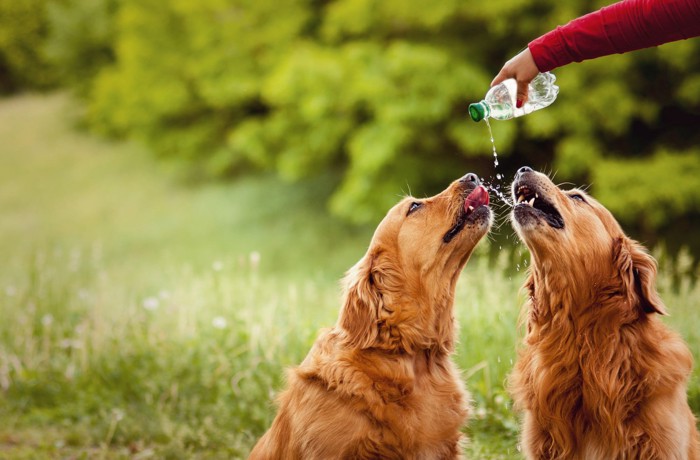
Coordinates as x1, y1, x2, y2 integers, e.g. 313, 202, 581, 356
528, 29, 566, 73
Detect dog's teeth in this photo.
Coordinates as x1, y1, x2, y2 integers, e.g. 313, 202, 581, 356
468, 205, 474, 211
528, 197, 535, 207
517, 195, 525, 204
535, 193, 539, 199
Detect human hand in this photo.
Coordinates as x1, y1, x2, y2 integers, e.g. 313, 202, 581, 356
490, 48, 539, 108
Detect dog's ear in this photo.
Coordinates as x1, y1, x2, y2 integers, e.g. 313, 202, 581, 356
614, 237, 667, 315
338, 254, 382, 348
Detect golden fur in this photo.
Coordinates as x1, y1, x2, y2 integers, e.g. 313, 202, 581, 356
509, 169, 700, 460
249, 174, 492, 459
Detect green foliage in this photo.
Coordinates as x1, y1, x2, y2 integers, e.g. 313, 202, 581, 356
88, 0, 310, 179
44, 0, 118, 95
0, 0, 54, 92
1, 0, 698, 234
255, 40, 487, 221
87, 0, 700, 229
593, 148, 700, 228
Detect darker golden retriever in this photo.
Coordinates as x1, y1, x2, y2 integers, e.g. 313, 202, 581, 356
249, 173, 492, 459
509, 167, 700, 459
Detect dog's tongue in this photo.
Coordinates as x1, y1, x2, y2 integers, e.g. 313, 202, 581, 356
464, 185, 490, 215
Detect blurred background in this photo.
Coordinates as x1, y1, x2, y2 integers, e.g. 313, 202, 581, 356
1, 0, 699, 458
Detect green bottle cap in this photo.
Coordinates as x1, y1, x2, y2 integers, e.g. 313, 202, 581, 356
468, 102, 487, 122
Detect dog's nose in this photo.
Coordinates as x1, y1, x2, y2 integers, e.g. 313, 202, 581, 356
459, 173, 480, 185
516, 166, 533, 177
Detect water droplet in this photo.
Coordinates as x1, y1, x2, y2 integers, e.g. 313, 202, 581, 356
496, 173, 502, 180
484, 118, 501, 172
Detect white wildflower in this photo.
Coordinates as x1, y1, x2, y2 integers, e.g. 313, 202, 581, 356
250, 251, 261, 270
41, 314, 53, 327
142, 297, 159, 311
59, 339, 83, 349
112, 408, 125, 421
212, 316, 227, 329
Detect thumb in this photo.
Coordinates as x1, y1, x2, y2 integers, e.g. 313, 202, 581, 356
515, 79, 530, 109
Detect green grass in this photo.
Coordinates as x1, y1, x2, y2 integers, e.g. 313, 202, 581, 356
0, 93, 699, 459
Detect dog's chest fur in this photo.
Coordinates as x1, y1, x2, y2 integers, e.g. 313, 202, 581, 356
296, 340, 469, 458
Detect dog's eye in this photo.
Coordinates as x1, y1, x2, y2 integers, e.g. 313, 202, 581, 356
570, 194, 585, 202
407, 202, 422, 215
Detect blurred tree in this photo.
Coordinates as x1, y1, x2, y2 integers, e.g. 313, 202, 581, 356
44, 0, 119, 96
1, 0, 699, 242
0, 0, 54, 92
88, 0, 311, 178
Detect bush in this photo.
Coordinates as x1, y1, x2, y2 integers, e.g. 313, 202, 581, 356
88, 0, 310, 176
44, 0, 119, 96
0, 0, 54, 92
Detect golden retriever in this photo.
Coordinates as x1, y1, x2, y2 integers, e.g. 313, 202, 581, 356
249, 173, 492, 459
509, 167, 700, 460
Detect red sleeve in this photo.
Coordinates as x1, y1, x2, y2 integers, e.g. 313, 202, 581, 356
528, 0, 700, 72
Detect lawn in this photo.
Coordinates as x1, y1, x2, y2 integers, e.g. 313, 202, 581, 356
0, 93, 698, 459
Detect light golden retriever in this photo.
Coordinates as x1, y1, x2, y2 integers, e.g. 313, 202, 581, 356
509, 167, 700, 460
249, 173, 492, 459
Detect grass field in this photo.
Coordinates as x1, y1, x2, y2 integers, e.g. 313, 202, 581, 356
1, 93, 698, 459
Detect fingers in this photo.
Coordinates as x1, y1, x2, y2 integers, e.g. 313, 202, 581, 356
491, 48, 541, 107
516, 79, 530, 108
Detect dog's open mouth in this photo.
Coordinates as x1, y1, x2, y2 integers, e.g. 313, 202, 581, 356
514, 183, 564, 229
443, 185, 490, 243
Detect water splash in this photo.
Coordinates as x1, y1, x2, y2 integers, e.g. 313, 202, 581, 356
486, 182, 514, 207
484, 118, 498, 168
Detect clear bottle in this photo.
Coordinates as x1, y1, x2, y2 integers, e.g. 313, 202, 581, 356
469, 72, 559, 122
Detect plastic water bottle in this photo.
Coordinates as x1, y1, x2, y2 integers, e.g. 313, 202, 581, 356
469, 72, 559, 122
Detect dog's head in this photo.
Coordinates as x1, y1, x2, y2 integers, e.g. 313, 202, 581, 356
511, 167, 666, 315
338, 173, 492, 352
